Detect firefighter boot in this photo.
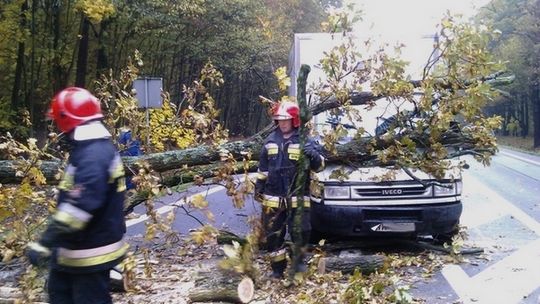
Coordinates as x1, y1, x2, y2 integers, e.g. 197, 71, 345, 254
270, 260, 287, 279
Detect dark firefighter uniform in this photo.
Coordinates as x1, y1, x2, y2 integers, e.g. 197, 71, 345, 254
27, 122, 128, 304
255, 128, 324, 277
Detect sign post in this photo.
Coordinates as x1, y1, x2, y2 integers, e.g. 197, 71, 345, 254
133, 77, 163, 146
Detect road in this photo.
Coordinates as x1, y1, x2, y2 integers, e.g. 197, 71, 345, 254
439, 148, 540, 304
125, 147, 540, 304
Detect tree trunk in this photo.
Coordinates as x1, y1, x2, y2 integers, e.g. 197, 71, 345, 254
96, 20, 110, 78
75, 16, 90, 87
0, 126, 489, 185
532, 73, 540, 148
188, 271, 254, 304
51, 0, 64, 92
0, 72, 511, 184
0, 287, 47, 304
11, 1, 28, 110
319, 251, 386, 275
290, 64, 311, 280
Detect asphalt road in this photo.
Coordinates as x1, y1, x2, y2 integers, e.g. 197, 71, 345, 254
125, 147, 540, 304
439, 148, 540, 304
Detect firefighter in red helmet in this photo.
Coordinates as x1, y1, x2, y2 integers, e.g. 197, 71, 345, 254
255, 101, 325, 278
26, 87, 127, 304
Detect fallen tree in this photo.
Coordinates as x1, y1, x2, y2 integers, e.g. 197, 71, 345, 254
0, 93, 503, 186
188, 268, 254, 304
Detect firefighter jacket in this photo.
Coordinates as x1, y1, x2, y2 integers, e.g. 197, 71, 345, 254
40, 122, 128, 273
255, 128, 325, 209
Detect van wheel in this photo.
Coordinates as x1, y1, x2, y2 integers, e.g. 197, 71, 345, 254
433, 225, 460, 245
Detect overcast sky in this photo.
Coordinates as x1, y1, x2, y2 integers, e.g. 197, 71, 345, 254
347, 0, 492, 77
352, 0, 492, 41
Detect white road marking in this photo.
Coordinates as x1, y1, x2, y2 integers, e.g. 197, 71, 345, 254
461, 171, 540, 234
442, 238, 540, 304
443, 171, 540, 303
126, 186, 223, 227
126, 173, 257, 228
499, 150, 540, 167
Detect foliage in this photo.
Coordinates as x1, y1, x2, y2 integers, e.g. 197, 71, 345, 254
149, 99, 197, 151
0, 0, 333, 138
75, 0, 116, 24
312, 10, 505, 178
476, 0, 540, 143
96, 51, 148, 151
165, 62, 229, 148
0, 133, 56, 263
340, 269, 413, 304
219, 238, 257, 277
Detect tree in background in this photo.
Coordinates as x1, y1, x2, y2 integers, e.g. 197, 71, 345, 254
477, 0, 540, 146
0, 0, 339, 140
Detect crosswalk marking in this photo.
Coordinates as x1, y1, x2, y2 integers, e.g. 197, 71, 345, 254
443, 169, 540, 303
126, 186, 223, 227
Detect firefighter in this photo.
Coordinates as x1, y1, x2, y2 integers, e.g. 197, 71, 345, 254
26, 87, 128, 304
255, 101, 325, 278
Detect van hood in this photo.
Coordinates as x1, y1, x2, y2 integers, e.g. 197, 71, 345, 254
315, 164, 462, 183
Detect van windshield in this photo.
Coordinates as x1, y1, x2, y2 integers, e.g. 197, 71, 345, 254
312, 102, 403, 143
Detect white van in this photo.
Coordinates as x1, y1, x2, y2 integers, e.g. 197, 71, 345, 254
289, 33, 462, 240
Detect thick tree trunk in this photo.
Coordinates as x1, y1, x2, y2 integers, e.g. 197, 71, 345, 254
0, 128, 488, 185
319, 252, 386, 275
0, 287, 47, 304
188, 271, 254, 304
0, 72, 510, 184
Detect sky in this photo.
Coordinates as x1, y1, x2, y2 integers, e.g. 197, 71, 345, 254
346, 0, 492, 77
352, 0, 492, 41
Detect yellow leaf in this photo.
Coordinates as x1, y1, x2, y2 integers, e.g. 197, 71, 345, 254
191, 194, 208, 209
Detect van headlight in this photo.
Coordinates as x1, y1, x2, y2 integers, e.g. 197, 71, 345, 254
455, 180, 463, 195
324, 186, 350, 199
433, 183, 456, 196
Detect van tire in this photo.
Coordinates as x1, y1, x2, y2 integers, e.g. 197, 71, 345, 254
433, 225, 460, 245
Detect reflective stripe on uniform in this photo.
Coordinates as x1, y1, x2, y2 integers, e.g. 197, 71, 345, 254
288, 143, 300, 160
108, 154, 127, 192
57, 239, 128, 267
58, 164, 76, 190
53, 203, 93, 230
257, 170, 268, 180
269, 248, 287, 262
265, 143, 278, 155
261, 195, 311, 208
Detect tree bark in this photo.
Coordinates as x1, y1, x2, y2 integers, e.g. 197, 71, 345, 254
188, 271, 254, 304
0, 128, 490, 186
11, 1, 28, 111
0, 287, 47, 304
75, 16, 90, 87
290, 64, 311, 280
319, 253, 386, 275
532, 66, 540, 148
0, 72, 511, 184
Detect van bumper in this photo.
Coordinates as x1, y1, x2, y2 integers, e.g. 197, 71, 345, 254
310, 201, 462, 237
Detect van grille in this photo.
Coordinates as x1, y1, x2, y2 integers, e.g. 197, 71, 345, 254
352, 184, 430, 199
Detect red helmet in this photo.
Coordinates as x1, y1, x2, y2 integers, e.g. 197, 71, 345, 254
48, 87, 103, 133
272, 101, 300, 128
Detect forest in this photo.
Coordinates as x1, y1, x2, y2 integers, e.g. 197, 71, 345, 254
0, 0, 539, 303
0, 0, 339, 140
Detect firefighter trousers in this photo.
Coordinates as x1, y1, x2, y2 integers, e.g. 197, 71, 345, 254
48, 269, 112, 304
261, 204, 311, 268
